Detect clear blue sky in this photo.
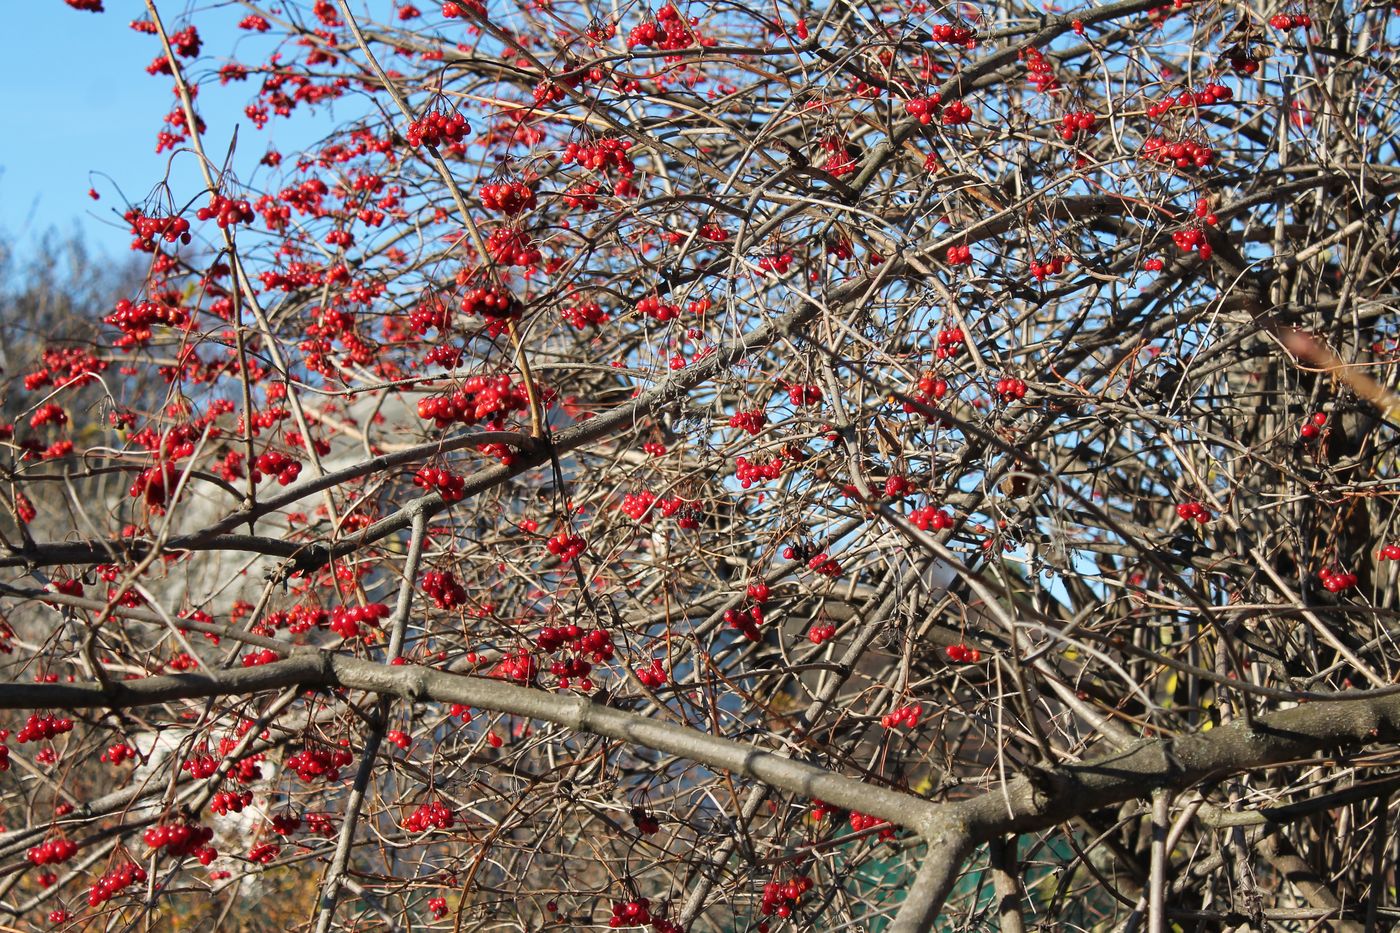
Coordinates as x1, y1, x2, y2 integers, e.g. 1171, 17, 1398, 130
0, 4, 322, 259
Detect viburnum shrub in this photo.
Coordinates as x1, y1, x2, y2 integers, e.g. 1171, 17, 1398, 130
3, 0, 1400, 928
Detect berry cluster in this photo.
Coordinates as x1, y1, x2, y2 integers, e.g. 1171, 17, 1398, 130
182, 753, 219, 779
849, 811, 895, 839
698, 222, 730, 242
776, 384, 821, 409
945, 244, 973, 266
1228, 51, 1263, 75
123, 209, 191, 251
902, 373, 949, 416
253, 451, 302, 485
1176, 501, 1212, 523
429, 896, 449, 918
537, 624, 615, 666
285, 746, 354, 783
27, 839, 78, 866
904, 94, 943, 125
1318, 567, 1357, 593
402, 800, 455, 832
479, 180, 537, 215
931, 22, 974, 43
533, 79, 569, 107
621, 491, 658, 521
909, 505, 955, 531
818, 136, 859, 176
994, 377, 1027, 401
143, 820, 217, 862
196, 193, 255, 228
241, 649, 281, 667
546, 531, 588, 560
423, 570, 467, 609
106, 298, 191, 335
940, 100, 974, 125
42, 439, 73, 460
13, 492, 35, 525
415, 376, 530, 430
494, 649, 539, 683
1029, 255, 1069, 281
17, 715, 73, 743
88, 863, 147, 906
328, 603, 390, 639
24, 345, 108, 392
408, 298, 448, 334
442, 0, 487, 18
882, 474, 913, 499
626, 2, 713, 52
102, 743, 137, 765
729, 409, 768, 435
562, 138, 635, 177
1379, 544, 1400, 561
29, 402, 67, 429
635, 293, 681, 321
761, 875, 815, 919
169, 24, 201, 57
945, 644, 982, 663
563, 182, 601, 211
807, 622, 836, 644
1146, 83, 1232, 118
1189, 195, 1221, 226
735, 455, 784, 488
129, 463, 181, 509
1141, 136, 1216, 171
248, 843, 280, 864
406, 111, 468, 147
414, 466, 467, 502
757, 250, 794, 274
1269, 11, 1312, 28
1023, 47, 1058, 93
1300, 411, 1328, 439
608, 897, 670, 929
460, 285, 520, 325
561, 299, 608, 329
635, 659, 667, 688
782, 540, 817, 564
880, 704, 922, 729
210, 790, 253, 814
1170, 225, 1213, 261
424, 344, 464, 369
1058, 110, 1100, 141
724, 604, 765, 641
655, 493, 700, 529
486, 228, 542, 267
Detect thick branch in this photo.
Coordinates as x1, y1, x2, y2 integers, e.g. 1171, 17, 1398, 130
953, 695, 1400, 840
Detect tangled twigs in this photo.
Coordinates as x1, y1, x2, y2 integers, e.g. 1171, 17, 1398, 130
6, 0, 1400, 927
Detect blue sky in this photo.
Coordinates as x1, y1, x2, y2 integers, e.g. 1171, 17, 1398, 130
0, 4, 321, 259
